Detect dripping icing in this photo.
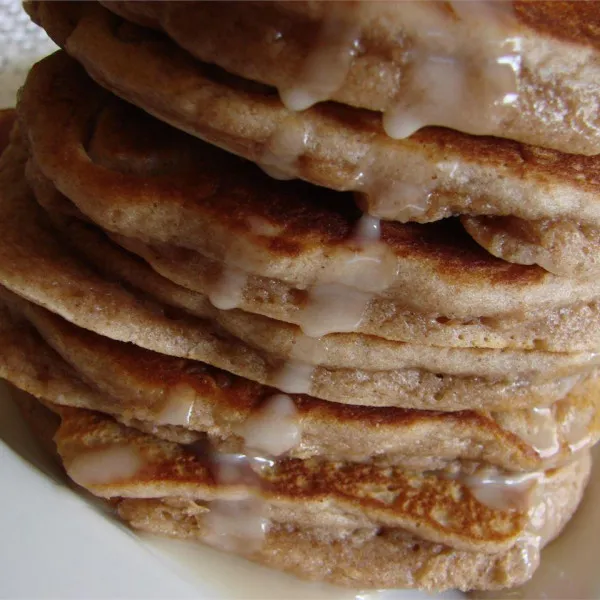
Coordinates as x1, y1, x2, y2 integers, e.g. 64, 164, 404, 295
258, 115, 310, 180
68, 446, 144, 486
495, 406, 561, 461
205, 452, 270, 552
279, 3, 362, 111
271, 359, 314, 395
208, 267, 247, 311
443, 464, 546, 513
297, 283, 373, 337
463, 468, 542, 512
238, 393, 301, 457
155, 382, 196, 427
383, 1, 521, 139
276, 1, 521, 143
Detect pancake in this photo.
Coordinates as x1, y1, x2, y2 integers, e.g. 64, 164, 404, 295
0, 109, 15, 151
31, 402, 533, 552
463, 216, 600, 279
23, 6, 600, 246
3, 292, 597, 471
8, 141, 591, 410
18, 53, 600, 324
32, 155, 600, 355
114, 492, 573, 593
12, 389, 592, 591
4, 8, 599, 594
110, 234, 600, 352
99, 0, 600, 155
10, 139, 600, 414
25, 181, 600, 382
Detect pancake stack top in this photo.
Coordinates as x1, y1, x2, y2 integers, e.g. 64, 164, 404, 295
1, 0, 599, 593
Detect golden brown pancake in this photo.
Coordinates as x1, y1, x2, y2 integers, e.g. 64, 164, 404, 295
28, 3, 600, 280
3, 292, 597, 472
22, 5, 600, 253
32, 402, 534, 554
6, 136, 600, 394
11, 389, 592, 591
463, 216, 600, 279
16, 53, 600, 388
18, 53, 600, 323
23, 9, 600, 278
6, 138, 600, 408
2, 5, 598, 596
32, 155, 600, 355
2, 11, 598, 593
27, 182, 600, 381
114, 489, 578, 592
98, 1, 600, 155
7, 140, 591, 410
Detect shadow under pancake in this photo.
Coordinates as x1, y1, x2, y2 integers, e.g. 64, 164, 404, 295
0, 381, 65, 484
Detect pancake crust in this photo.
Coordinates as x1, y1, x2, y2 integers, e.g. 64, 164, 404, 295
32, 157, 600, 354
11, 390, 592, 591
463, 216, 600, 279
18, 52, 600, 320
22, 6, 600, 238
24, 181, 600, 381
46, 405, 531, 553
2, 7, 598, 596
99, 1, 600, 154
3, 293, 597, 471
6, 140, 590, 410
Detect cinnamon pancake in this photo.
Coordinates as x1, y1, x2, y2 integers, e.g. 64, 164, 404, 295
99, 0, 600, 155
18, 53, 600, 323
2, 292, 597, 471
22, 6, 600, 279
4, 138, 600, 409
32, 156, 600, 355
6, 140, 591, 410
463, 216, 600, 280
28, 185, 600, 380
12, 390, 592, 591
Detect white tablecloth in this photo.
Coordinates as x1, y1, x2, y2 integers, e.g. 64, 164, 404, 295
0, 0, 56, 108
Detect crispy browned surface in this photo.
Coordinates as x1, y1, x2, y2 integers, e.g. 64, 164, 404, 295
463, 216, 600, 279
28, 190, 600, 380
10, 389, 592, 591
4, 140, 586, 409
4, 291, 599, 471
20, 8, 600, 228
23, 8, 600, 275
16, 53, 521, 268
514, 1, 600, 47
114, 499, 537, 591
4, 132, 600, 401
39, 405, 533, 553
95, 1, 600, 154
12, 144, 600, 400
4, 4, 598, 593
30, 175, 600, 353
18, 52, 600, 320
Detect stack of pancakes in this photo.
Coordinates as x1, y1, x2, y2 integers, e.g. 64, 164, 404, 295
1, 0, 600, 592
